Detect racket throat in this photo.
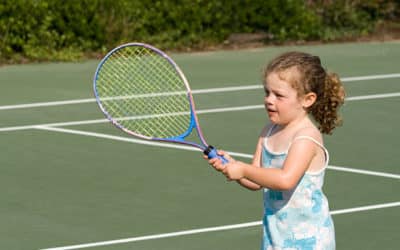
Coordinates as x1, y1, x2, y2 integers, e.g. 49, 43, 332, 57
163, 136, 186, 143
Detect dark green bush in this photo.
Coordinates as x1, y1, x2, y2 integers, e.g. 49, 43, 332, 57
0, 0, 398, 63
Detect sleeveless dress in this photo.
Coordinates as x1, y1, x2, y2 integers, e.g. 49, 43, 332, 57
260, 127, 335, 250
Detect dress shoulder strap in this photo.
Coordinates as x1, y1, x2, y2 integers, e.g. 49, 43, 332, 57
291, 136, 330, 167
266, 124, 277, 137
292, 135, 324, 148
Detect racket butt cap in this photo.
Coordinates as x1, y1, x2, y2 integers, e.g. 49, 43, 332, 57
203, 145, 215, 156
204, 145, 229, 164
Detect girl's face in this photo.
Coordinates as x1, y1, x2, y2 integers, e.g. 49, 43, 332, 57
264, 72, 307, 126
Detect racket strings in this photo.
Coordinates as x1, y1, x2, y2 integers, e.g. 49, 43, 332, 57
96, 46, 192, 139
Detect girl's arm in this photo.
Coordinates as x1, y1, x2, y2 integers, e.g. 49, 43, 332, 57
207, 127, 269, 191
235, 136, 263, 190
206, 150, 261, 191
223, 138, 317, 190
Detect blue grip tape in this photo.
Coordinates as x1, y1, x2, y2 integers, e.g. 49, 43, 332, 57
204, 145, 229, 164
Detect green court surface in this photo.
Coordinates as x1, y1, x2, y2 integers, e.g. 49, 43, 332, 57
1, 41, 399, 250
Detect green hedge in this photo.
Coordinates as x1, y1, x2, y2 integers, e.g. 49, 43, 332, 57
0, 0, 398, 63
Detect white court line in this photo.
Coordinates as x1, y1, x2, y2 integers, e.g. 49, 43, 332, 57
340, 73, 400, 82
1, 91, 400, 133
1, 73, 400, 110
35, 126, 400, 180
39, 201, 400, 250
328, 165, 400, 179
0, 105, 264, 132
346, 92, 400, 101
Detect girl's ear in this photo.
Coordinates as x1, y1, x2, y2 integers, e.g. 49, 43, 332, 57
302, 92, 317, 109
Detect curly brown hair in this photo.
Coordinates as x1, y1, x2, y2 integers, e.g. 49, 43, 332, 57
264, 51, 345, 134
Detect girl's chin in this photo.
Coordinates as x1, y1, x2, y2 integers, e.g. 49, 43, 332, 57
268, 116, 286, 125
267, 113, 279, 123
268, 117, 279, 124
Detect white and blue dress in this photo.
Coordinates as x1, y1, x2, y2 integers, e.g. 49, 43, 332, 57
261, 128, 335, 250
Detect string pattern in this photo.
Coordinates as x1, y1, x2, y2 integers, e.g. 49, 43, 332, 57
95, 45, 191, 139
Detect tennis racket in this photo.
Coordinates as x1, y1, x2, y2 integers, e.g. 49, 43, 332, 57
93, 42, 228, 164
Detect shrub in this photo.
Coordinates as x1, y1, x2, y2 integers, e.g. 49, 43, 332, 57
0, 0, 398, 63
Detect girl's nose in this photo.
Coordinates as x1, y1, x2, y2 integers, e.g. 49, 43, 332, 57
265, 94, 274, 104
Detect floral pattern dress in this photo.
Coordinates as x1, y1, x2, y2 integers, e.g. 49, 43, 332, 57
260, 133, 335, 250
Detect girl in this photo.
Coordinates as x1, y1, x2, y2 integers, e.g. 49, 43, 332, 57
207, 51, 345, 250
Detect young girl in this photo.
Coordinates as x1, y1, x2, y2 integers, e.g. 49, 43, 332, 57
207, 51, 345, 250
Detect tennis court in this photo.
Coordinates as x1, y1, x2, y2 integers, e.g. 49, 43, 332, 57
1, 41, 399, 250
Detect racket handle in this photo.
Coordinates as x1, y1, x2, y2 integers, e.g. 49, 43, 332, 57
204, 145, 229, 164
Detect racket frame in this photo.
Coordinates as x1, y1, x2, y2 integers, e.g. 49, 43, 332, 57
93, 42, 209, 151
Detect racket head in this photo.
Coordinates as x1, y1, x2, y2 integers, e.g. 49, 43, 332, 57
93, 43, 207, 150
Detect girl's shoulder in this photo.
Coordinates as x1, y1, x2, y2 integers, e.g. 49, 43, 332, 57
292, 126, 323, 145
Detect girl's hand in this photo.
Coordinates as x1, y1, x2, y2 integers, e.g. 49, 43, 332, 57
204, 150, 234, 172
222, 162, 245, 181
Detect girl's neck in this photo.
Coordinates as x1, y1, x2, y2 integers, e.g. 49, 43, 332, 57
276, 115, 313, 134
268, 116, 315, 152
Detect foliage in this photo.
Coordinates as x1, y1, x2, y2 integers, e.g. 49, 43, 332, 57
0, 0, 398, 63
